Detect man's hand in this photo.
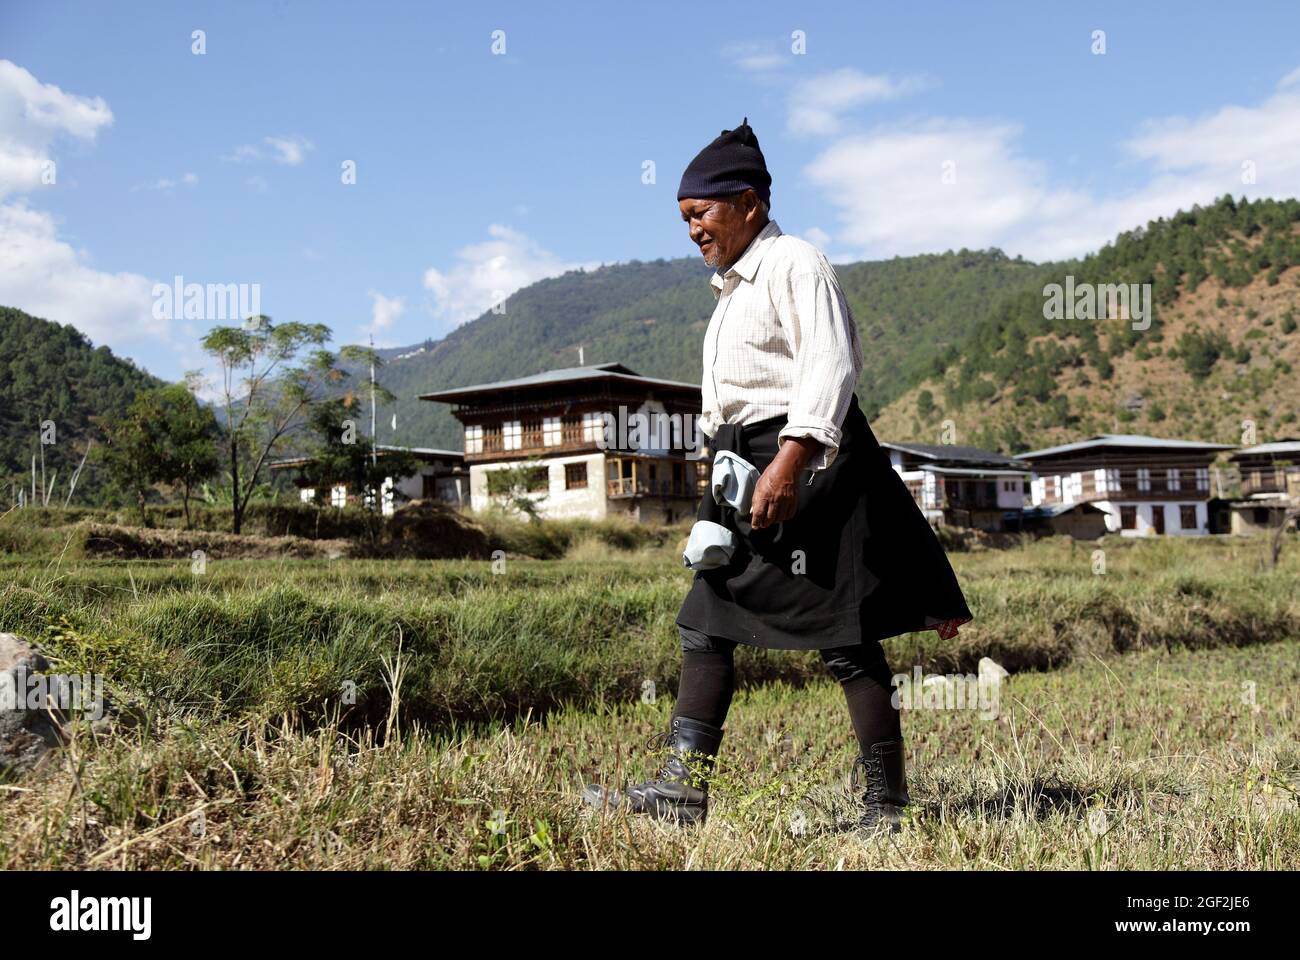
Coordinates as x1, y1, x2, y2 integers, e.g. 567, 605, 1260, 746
750, 436, 821, 530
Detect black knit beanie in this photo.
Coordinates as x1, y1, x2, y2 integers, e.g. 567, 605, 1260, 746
677, 117, 771, 208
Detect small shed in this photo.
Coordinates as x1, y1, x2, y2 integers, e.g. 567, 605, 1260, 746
1002, 502, 1109, 540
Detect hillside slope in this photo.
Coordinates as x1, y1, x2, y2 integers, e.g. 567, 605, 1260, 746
360, 249, 1042, 451
872, 195, 1300, 453
10, 195, 1298, 487
0, 306, 165, 501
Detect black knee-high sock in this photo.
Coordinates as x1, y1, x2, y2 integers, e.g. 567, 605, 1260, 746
821, 643, 902, 752
839, 672, 902, 751
672, 649, 735, 729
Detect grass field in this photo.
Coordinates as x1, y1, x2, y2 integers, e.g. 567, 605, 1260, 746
1, 528, 1297, 869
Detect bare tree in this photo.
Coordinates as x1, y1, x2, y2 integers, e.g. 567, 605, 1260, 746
1269, 502, 1300, 568
201, 316, 362, 534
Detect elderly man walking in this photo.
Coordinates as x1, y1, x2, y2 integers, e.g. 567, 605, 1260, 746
583, 119, 972, 834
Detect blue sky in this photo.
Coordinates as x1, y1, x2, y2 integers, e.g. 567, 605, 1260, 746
4, 0, 1300, 386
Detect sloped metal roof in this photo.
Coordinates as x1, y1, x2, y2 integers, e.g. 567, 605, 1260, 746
1230, 439, 1300, 458
419, 362, 700, 401
879, 441, 1020, 466
270, 443, 464, 469
1016, 433, 1236, 460
920, 465, 1029, 477
1004, 502, 1106, 518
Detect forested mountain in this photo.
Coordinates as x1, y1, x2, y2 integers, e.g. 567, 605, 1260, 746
6, 194, 1299, 494
357, 248, 1042, 451
0, 306, 164, 503
872, 195, 1300, 453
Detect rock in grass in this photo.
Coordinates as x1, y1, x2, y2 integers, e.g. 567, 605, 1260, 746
978, 657, 1010, 686
0, 633, 66, 776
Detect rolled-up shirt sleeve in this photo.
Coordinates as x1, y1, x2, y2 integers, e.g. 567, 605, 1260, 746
775, 267, 863, 471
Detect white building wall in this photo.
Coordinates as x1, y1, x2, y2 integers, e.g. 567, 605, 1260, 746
996, 478, 1027, 509
470, 453, 608, 520
921, 472, 939, 509
1095, 500, 1209, 536
383, 467, 469, 514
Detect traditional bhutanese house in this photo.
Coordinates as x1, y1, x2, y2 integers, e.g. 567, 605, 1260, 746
420, 362, 706, 523
879, 441, 1030, 531
1226, 439, 1300, 534
1015, 434, 1235, 536
269, 445, 469, 516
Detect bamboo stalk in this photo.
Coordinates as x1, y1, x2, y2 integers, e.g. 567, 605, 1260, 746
64, 441, 92, 508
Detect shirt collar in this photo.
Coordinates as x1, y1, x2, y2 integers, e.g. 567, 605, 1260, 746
709, 219, 782, 298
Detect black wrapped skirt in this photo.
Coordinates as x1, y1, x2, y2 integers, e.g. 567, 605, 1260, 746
675, 395, 973, 651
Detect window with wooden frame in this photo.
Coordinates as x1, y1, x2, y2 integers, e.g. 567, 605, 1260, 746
464, 424, 484, 454
1120, 504, 1137, 529
582, 412, 605, 443
564, 462, 588, 489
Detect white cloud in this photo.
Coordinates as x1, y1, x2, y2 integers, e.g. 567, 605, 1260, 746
722, 42, 788, 73
0, 61, 163, 351
0, 59, 112, 198
802, 68, 1300, 262
422, 224, 597, 326
1123, 83, 1300, 183
223, 134, 314, 166
224, 143, 261, 163
787, 68, 934, 136
0, 202, 161, 342
801, 226, 832, 249
804, 119, 1044, 257
264, 135, 313, 166
132, 171, 198, 192
365, 290, 405, 333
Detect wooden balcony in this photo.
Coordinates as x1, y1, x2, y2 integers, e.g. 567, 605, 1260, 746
606, 454, 707, 500
473, 428, 597, 461
606, 476, 699, 499
1241, 468, 1300, 497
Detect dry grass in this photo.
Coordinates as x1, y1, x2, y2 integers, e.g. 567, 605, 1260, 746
1, 534, 1296, 869
1, 636, 1295, 870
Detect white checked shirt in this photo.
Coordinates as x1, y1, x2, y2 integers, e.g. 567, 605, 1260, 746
699, 219, 863, 471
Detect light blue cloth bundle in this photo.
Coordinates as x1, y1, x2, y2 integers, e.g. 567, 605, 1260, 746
682, 449, 761, 570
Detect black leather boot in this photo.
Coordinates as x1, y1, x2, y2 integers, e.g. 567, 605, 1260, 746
582, 715, 725, 826
854, 739, 910, 834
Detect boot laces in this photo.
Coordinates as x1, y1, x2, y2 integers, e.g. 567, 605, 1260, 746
634, 730, 673, 782
645, 730, 674, 752
643, 729, 711, 785
857, 753, 889, 806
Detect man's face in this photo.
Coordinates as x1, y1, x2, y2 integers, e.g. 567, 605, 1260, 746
679, 192, 760, 270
